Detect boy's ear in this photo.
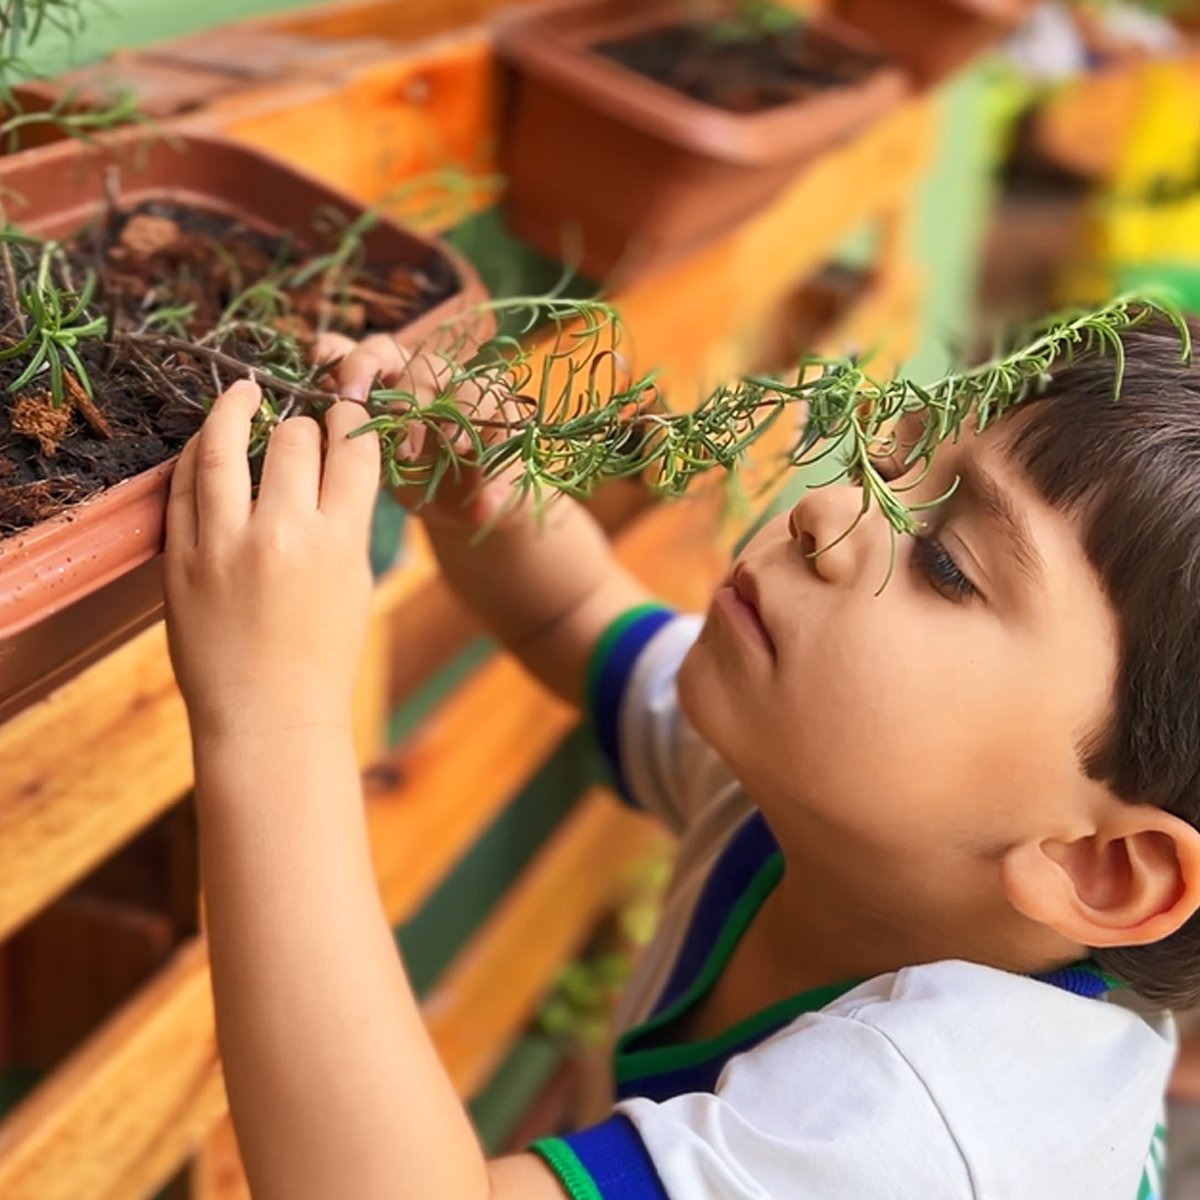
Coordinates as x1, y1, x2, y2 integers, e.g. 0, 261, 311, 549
1002, 805, 1200, 948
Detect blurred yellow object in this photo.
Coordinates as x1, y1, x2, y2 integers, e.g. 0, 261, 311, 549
1058, 55, 1200, 305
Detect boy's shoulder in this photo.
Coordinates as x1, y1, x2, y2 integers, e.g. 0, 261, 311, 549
620, 961, 1172, 1200
771, 961, 1171, 1195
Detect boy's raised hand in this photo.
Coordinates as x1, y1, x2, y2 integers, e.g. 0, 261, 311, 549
164, 380, 381, 740
316, 332, 521, 530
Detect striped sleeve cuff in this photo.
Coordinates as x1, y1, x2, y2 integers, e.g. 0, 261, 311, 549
533, 1115, 669, 1200
585, 605, 677, 806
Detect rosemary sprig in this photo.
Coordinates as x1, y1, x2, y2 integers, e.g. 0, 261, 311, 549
0, 237, 107, 402
339, 292, 1189, 539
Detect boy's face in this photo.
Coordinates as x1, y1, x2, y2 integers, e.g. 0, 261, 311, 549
678, 422, 1121, 870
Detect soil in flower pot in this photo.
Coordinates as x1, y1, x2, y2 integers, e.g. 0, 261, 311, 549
498, 0, 907, 281
0, 131, 488, 719
0, 202, 455, 535
595, 20, 890, 115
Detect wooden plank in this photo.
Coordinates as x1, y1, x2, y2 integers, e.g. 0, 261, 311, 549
0, 940, 223, 1200
0, 548, 437, 945
603, 101, 937, 402
0, 793, 664, 1200
426, 787, 670, 1097
0, 625, 190, 944
197, 32, 502, 232
269, 0, 543, 44
354, 537, 439, 761
190, 1119, 250, 1200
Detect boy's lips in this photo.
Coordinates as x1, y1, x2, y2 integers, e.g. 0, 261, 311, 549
714, 564, 776, 659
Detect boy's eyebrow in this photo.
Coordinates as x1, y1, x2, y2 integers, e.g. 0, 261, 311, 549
961, 460, 1045, 585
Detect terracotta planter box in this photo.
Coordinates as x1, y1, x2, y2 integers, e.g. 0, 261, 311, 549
0, 129, 489, 717
831, 0, 1034, 86
496, 0, 908, 281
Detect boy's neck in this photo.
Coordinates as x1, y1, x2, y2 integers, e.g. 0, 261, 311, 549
756, 825, 1085, 994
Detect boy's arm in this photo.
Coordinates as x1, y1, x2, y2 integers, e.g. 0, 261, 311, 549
165, 384, 567, 1200
322, 333, 654, 706
425, 500, 651, 706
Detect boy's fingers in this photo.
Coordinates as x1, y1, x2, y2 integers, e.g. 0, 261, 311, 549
321, 401, 381, 528
256, 416, 323, 520
166, 435, 199, 552
195, 381, 262, 541
336, 334, 413, 402
312, 331, 357, 366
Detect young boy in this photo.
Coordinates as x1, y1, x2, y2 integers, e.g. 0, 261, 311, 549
163, 315, 1200, 1200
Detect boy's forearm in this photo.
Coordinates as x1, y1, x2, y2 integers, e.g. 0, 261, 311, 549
426, 494, 652, 705
195, 728, 491, 1200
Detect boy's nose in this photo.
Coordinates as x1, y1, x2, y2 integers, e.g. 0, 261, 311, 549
786, 484, 883, 586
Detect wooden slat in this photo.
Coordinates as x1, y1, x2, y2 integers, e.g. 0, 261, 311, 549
269, 0, 543, 44
196, 32, 502, 232
3, 790, 667, 1200
0, 627, 189, 944
0, 940, 223, 1200
426, 787, 671, 1097
353, 538, 440, 761
190, 1118, 250, 1200
0, 548, 437, 945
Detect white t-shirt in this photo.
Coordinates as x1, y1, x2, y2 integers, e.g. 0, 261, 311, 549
534, 608, 1174, 1200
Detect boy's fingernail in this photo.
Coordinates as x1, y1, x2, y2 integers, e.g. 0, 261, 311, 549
344, 382, 366, 402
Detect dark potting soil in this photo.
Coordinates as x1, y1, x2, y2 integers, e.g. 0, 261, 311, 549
595, 21, 888, 114
0, 202, 457, 535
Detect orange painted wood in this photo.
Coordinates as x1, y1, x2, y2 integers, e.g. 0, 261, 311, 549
602, 101, 937, 402
426, 787, 671, 1097
197, 32, 502, 232
269, 0, 543, 44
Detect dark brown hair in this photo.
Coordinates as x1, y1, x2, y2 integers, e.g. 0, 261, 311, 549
999, 314, 1200, 1007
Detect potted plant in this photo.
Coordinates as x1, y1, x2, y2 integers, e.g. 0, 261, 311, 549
495, 0, 908, 281
830, 0, 1037, 86
0, 128, 490, 718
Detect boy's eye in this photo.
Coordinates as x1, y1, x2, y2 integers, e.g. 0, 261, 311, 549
913, 536, 977, 603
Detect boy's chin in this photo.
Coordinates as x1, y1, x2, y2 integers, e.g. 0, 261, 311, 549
678, 648, 745, 752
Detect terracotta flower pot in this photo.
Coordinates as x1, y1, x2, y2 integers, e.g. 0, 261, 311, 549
496, 0, 908, 282
0, 128, 490, 718
830, 0, 1035, 86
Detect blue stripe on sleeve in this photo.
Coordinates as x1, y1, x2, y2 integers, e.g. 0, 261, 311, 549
559, 1114, 671, 1199
588, 606, 676, 805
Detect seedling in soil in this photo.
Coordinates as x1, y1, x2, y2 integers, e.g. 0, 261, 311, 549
0, 192, 457, 533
